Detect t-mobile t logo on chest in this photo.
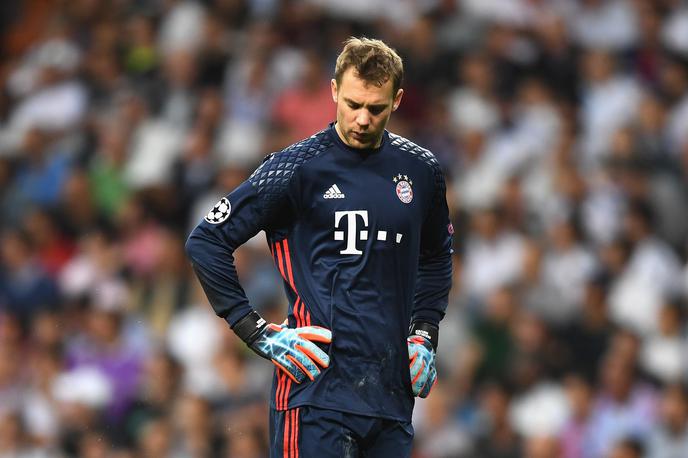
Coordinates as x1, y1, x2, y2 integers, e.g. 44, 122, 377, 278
334, 210, 403, 255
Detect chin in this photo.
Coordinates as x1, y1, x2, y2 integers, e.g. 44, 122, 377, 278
347, 134, 376, 149
353, 140, 372, 149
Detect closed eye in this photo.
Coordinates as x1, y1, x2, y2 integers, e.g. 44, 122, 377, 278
369, 106, 385, 115
344, 98, 387, 114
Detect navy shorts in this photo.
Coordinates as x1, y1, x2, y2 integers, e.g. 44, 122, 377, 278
269, 405, 414, 458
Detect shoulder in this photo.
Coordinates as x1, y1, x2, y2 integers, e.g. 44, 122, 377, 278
388, 132, 440, 170
387, 132, 444, 186
248, 129, 334, 192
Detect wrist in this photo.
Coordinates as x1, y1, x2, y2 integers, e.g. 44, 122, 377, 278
409, 321, 439, 352
232, 310, 268, 345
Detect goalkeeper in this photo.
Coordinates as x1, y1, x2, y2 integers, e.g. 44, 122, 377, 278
186, 37, 452, 457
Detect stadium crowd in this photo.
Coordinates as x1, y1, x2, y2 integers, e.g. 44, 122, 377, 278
2, 0, 688, 456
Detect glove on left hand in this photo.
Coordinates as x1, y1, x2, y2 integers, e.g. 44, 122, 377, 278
407, 334, 437, 398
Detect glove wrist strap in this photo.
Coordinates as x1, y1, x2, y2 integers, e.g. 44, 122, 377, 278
409, 321, 439, 352
232, 310, 268, 345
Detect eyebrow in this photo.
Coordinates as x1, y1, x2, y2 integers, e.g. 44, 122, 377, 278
343, 97, 388, 110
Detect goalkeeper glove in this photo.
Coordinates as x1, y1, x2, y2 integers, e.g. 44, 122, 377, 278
408, 321, 438, 398
232, 311, 331, 383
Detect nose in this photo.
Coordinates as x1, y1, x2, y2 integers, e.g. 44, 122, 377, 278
355, 110, 370, 129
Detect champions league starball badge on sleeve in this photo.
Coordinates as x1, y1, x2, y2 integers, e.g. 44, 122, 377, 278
204, 197, 232, 224
393, 174, 413, 204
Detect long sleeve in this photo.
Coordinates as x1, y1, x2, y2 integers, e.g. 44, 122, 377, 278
185, 152, 297, 327
185, 181, 268, 326
412, 166, 453, 327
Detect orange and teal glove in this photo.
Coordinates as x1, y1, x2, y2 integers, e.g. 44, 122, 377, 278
408, 321, 438, 398
233, 311, 331, 383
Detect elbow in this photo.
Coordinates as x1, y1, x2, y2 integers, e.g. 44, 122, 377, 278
185, 225, 234, 265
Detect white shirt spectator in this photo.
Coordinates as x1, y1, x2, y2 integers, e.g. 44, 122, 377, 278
448, 88, 499, 135
463, 231, 526, 300
666, 93, 688, 156
580, 76, 642, 166
640, 335, 687, 383
510, 382, 570, 438
588, 384, 658, 458
6, 39, 81, 98
166, 303, 225, 398
455, 139, 511, 210
581, 181, 625, 245
456, 101, 560, 210
461, 0, 533, 26
125, 120, 185, 189
306, 0, 433, 25
542, 244, 597, 318
10, 81, 87, 133
610, 237, 683, 335
646, 423, 688, 458
158, 1, 206, 55
662, 6, 688, 57
569, 0, 639, 51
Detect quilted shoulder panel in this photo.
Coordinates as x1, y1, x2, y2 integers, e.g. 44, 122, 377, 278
248, 130, 333, 210
388, 133, 445, 202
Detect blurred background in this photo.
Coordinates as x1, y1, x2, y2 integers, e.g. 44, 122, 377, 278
2, 0, 688, 457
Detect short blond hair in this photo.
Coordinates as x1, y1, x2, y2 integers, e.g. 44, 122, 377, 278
334, 37, 403, 95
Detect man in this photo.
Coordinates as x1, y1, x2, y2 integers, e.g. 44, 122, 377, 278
186, 37, 453, 457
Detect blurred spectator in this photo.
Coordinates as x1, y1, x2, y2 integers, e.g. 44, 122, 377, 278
22, 208, 75, 278
579, 49, 642, 167
135, 416, 177, 458
413, 383, 473, 457
63, 296, 146, 424
271, 50, 335, 146
560, 373, 596, 458
523, 435, 562, 458
472, 380, 521, 458
448, 52, 500, 135
462, 208, 526, 305
471, 287, 517, 382
568, 0, 638, 51
3, 128, 72, 224
607, 438, 645, 458
0, 227, 59, 323
0, 328, 24, 418
646, 382, 688, 458
640, 300, 687, 384
88, 120, 131, 219
166, 284, 226, 398
21, 342, 63, 450
559, 274, 614, 381
0, 411, 47, 457
122, 350, 180, 446
587, 350, 658, 457
128, 230, 192, 340
609, 200, 683, 335
2, 34, 86, 152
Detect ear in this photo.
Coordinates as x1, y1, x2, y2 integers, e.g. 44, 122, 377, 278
392, 88, 404, 111
331, 79, 338, 103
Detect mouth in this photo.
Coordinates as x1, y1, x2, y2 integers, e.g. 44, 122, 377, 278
351, 132, 369, 142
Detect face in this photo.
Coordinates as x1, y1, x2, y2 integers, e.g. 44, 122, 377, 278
331, 68, 403, 149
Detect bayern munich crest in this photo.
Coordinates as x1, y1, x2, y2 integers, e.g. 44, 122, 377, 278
204, 197, 231, 224
393, 174, 413, 204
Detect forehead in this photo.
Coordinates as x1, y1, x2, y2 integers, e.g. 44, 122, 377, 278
338, 68, 394, 103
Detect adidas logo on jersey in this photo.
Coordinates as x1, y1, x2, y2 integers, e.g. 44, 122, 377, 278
323, 184, 345, 199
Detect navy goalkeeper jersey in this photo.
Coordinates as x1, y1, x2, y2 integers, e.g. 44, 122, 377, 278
186, 123, 452, 421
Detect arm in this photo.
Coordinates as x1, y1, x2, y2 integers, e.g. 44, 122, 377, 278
408, 165, 453, 397
185, 181, 267, 327
185, 156, 331, 383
